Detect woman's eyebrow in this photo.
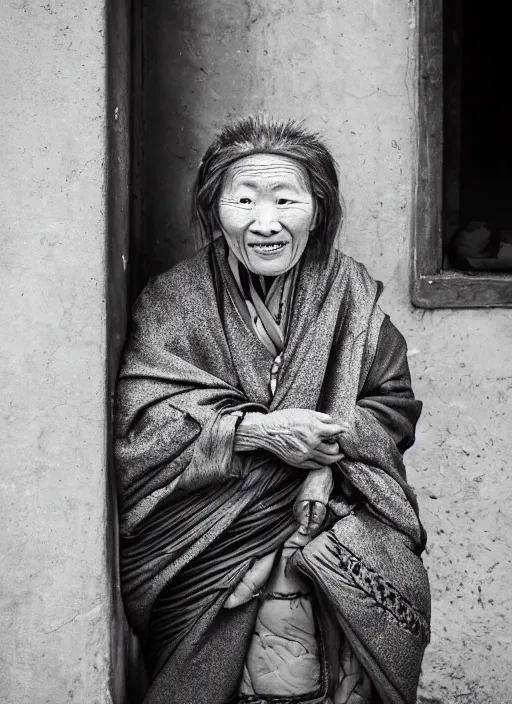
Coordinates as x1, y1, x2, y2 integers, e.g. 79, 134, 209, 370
232, 177, 304, 193
232, 179, 259, 189
269, 182, 301, 193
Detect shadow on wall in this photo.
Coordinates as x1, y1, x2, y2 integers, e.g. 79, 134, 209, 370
136, 1, 210, 293
108, 1, 150, 702
135, 0, 282, 297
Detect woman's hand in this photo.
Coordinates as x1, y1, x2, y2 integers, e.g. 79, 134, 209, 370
235, 409, 347, 469
293, 466, 333, 535
259, 409, 347, 468
294, 500, 327, 536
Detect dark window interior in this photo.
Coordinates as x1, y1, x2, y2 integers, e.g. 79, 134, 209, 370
445, 0, 512, 271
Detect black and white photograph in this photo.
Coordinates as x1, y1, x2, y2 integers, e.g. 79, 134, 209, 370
1, 2, 511, 704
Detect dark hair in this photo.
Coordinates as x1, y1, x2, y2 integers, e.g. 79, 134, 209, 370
191, 114, 344, 259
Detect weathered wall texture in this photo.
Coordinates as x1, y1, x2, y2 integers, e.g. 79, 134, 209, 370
0, 2, 112, 703
140, 2, 512, 702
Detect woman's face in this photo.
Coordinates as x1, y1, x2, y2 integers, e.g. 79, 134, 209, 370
218, 154, 316, 276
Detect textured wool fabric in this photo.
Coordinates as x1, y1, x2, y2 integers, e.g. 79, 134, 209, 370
115, 238, 429, 704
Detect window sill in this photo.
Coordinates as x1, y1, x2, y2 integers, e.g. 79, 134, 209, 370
412, 271, 512, 308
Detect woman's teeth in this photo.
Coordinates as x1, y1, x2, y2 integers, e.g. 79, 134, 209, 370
250, 243, 286, 252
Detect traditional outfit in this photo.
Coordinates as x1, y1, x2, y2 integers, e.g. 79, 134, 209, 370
115, 238, 430, 704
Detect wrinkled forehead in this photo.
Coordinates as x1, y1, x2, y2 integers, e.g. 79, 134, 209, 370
222, 153, 311, 192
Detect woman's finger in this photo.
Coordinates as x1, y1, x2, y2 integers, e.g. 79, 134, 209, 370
294, 499, 310, 523
295, 500, 311, 535
309, 501, 327, 531
317, 441, 340, 455
313, 413, 349, 429
318, 422, 348, 438
293, 499, 304, 520
310, 411, 335, 422
309, 450, 345, 465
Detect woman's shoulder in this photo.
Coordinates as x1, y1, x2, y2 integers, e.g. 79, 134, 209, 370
142, 243, 214, 296
133, 243, 216, 317
332, 247, 382, 294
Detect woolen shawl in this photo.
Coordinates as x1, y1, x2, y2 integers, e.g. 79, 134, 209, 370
115, 238, 430, 704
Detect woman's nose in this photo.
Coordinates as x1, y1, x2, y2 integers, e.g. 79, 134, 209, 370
249, 203, 282, 236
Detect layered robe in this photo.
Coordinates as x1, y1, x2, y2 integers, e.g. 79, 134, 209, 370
115, 238, 430, 704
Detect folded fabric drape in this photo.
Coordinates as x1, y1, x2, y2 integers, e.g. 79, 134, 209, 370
115, 237, 429, 704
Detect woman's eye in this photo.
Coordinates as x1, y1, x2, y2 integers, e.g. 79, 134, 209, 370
277, 198, 291, 205
239, 198, 252, 205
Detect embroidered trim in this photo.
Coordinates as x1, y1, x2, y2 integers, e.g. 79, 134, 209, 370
234, 696, 321, 704
336, 544, 430, 643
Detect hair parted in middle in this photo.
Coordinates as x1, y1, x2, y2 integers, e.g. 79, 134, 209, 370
191, 114, 344, 259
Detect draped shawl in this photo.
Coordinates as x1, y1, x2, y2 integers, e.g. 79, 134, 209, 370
115, 238, 430, 704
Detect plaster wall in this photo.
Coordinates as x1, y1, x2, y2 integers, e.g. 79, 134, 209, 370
0, 2, 112, 702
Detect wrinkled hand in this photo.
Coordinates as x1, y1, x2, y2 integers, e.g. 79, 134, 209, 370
294, 499, 327, 536
258, 409, 347, 469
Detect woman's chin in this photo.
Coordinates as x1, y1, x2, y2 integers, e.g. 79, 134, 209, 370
246, 249, 294, 276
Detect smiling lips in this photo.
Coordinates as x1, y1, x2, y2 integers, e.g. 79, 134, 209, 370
248, 241, 287, 254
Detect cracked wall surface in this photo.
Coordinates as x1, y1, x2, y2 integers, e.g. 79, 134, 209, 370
0, 1, 111, 702
140, 2, 512, 702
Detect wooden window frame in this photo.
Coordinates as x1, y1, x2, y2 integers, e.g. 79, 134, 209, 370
412, 0, 512, 308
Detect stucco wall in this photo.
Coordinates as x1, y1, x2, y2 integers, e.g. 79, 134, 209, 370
0, 2, 112, 703
140, 2, 512, 703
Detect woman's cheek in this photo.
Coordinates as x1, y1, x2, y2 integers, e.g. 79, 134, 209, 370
282, 207, 314, 233
220, 204, 251, 233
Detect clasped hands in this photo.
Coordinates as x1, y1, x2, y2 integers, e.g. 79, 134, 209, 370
235, 408, 349, 536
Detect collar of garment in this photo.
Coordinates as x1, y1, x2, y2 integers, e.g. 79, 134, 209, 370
226, 245, 299, 358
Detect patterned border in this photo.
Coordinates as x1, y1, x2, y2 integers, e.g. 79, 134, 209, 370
335, 543, 430, 644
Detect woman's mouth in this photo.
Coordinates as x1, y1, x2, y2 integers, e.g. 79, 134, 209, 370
248, 242, 287, 254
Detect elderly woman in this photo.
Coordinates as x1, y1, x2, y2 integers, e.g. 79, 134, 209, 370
115, 116, 430, 704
